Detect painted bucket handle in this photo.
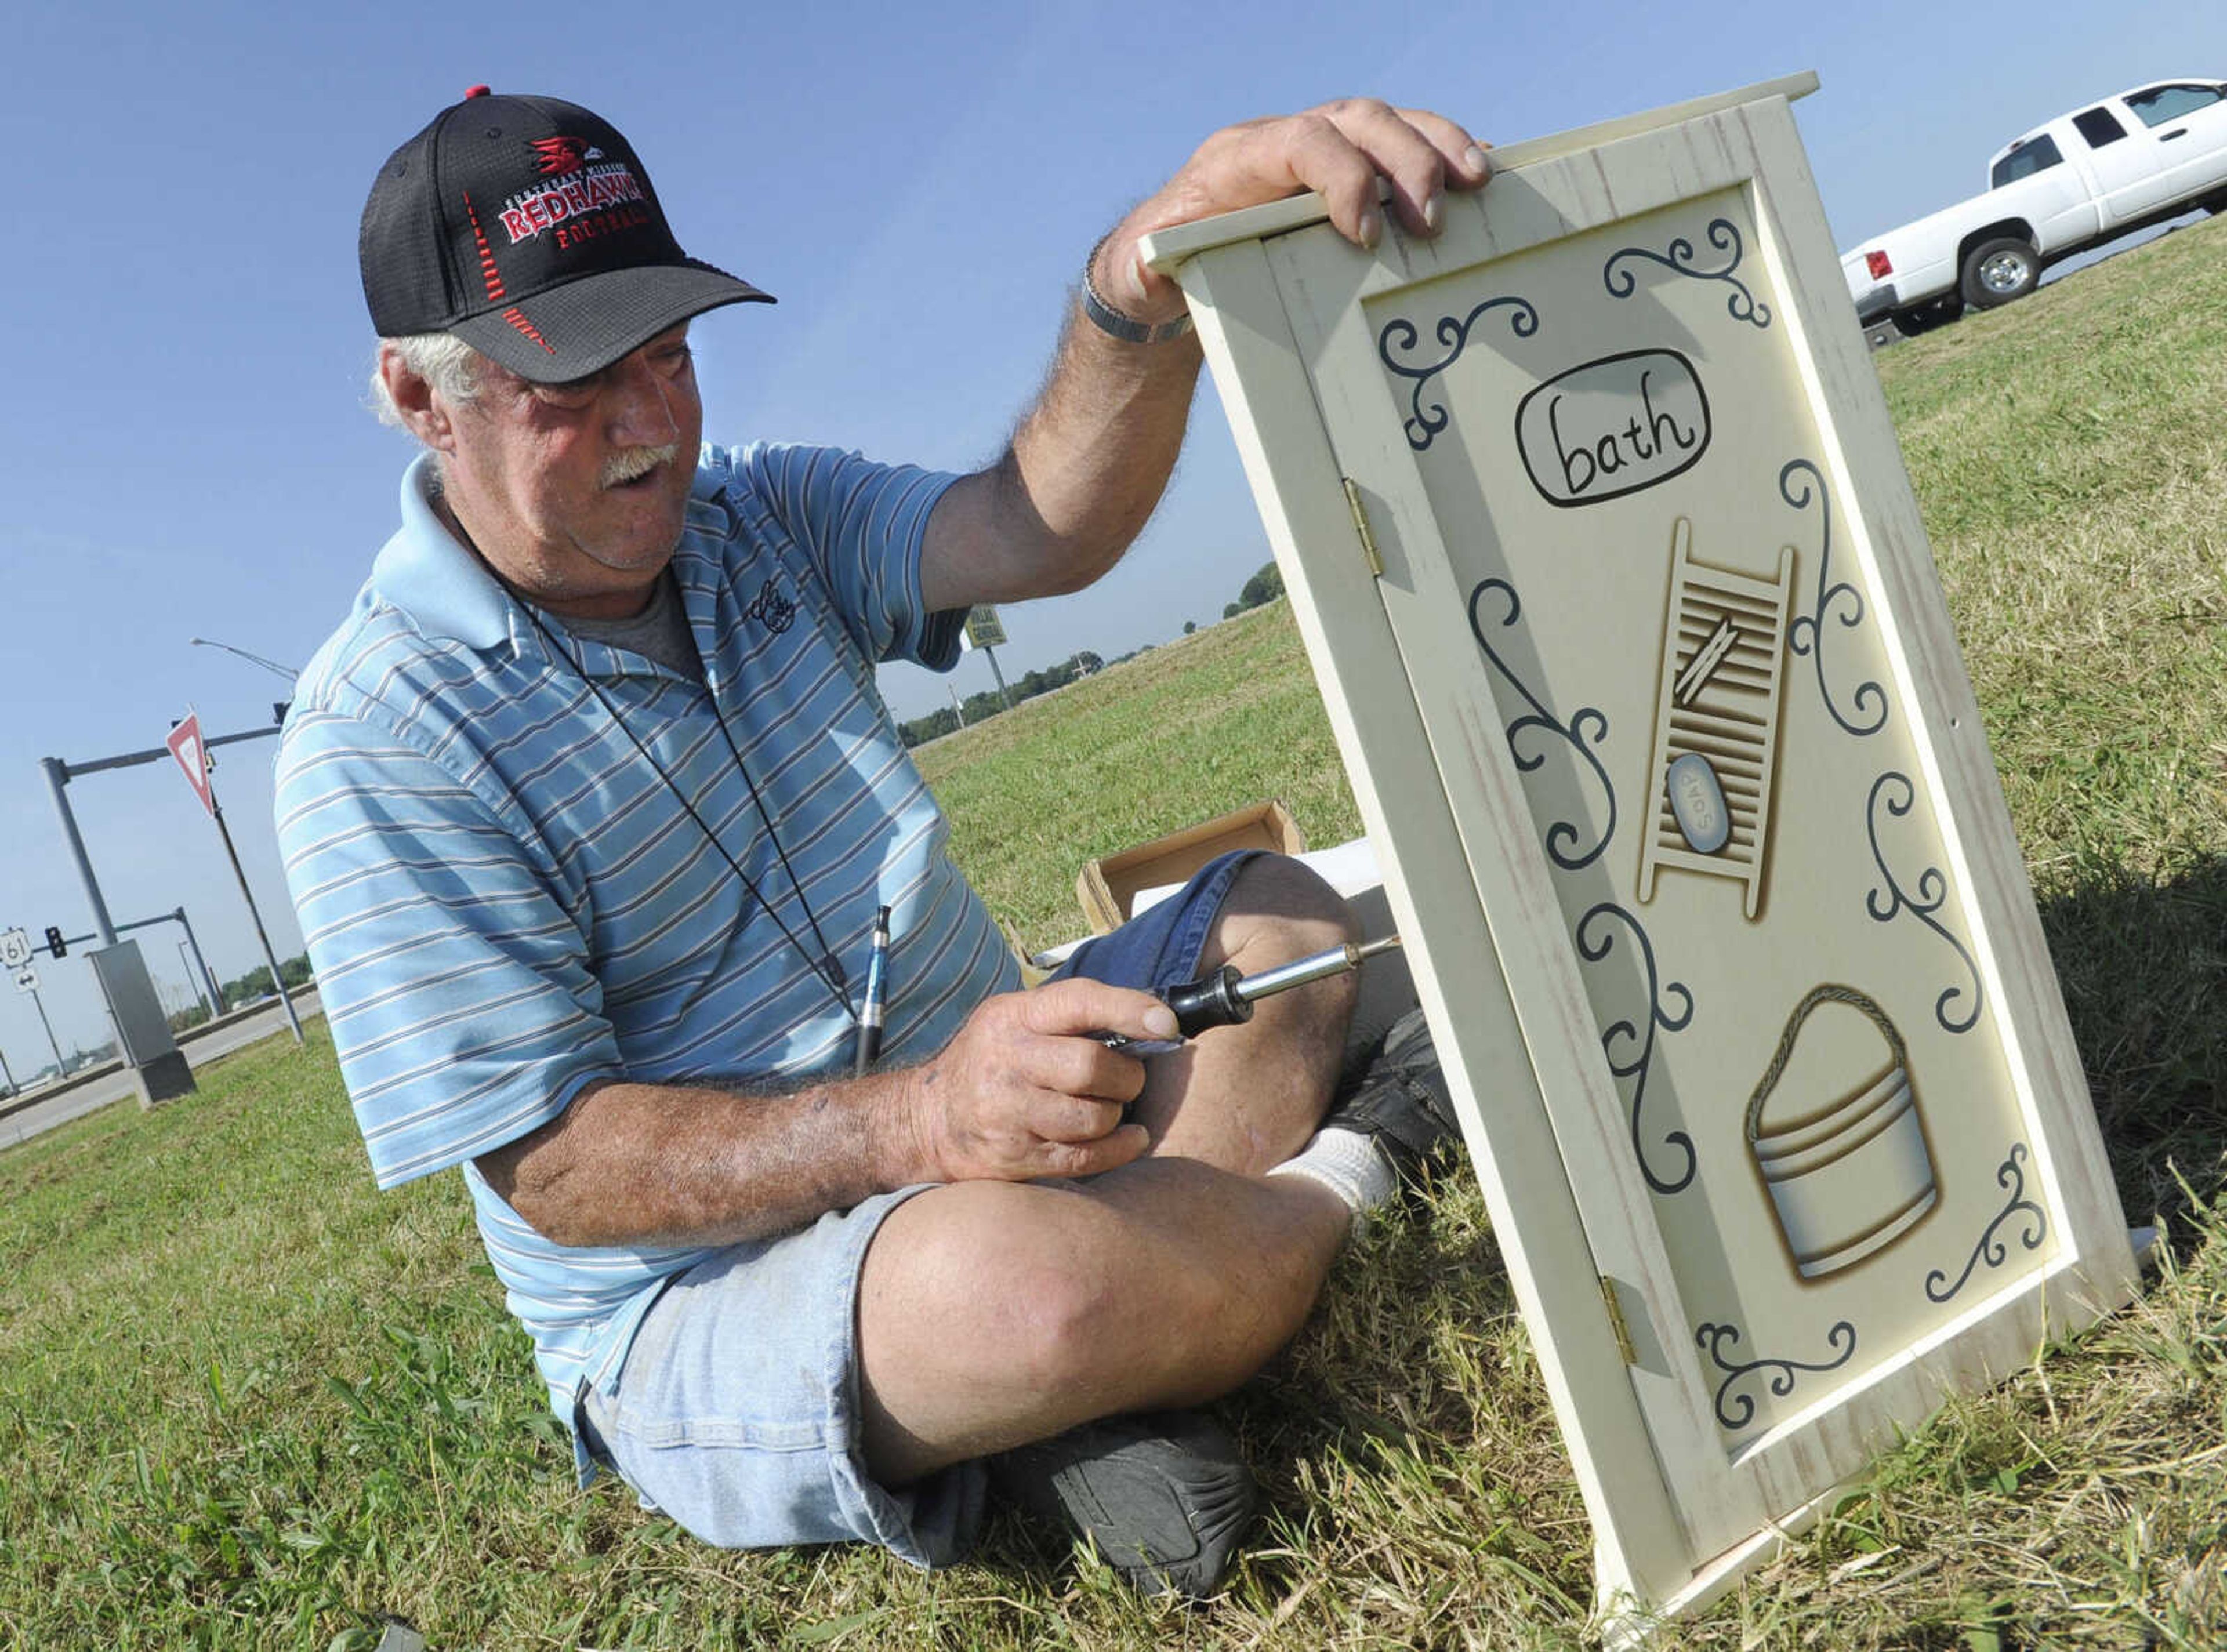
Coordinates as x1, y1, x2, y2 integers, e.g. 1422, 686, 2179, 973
1744, 983, 1906, 1147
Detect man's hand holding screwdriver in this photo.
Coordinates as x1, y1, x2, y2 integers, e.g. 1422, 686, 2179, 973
894, 978, 1172, 1183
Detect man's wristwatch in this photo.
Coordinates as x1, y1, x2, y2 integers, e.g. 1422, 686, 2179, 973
1080, 235, 1195, 345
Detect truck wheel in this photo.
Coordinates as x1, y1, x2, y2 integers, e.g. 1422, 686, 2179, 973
1960, 238, 2038, 308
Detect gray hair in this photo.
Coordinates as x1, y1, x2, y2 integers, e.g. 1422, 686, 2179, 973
369, 332, 484, 429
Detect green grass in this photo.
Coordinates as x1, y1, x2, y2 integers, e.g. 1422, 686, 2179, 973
6, 215, 2227, 1648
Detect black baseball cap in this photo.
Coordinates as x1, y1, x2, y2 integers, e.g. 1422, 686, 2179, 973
360, 86, 771, 383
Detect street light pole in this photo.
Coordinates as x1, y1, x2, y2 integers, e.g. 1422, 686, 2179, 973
188, 637, 297, 682
177, 941, 209, 1016
172, 906, 222, 1017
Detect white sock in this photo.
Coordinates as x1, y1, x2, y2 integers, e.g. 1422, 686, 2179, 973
1267, 1127, 1397, 1233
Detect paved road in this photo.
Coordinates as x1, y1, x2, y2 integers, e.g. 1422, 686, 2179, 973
0, 989, 325, 1152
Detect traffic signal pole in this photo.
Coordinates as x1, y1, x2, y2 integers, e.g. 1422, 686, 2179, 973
41, 725, 281, 952
38, 721, 294, 1101
41, 757, 119, 947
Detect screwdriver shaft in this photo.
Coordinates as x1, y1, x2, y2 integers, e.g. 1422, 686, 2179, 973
1232, 932, 1402, 1005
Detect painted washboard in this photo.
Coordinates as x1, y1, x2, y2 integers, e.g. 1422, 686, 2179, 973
1638, 521, 1793, 918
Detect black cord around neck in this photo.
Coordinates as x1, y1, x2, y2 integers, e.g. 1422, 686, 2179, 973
512, 595, 857, 1023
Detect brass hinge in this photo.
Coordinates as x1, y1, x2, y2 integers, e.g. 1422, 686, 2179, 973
1340, 477, 1385, 578
1599, 1276, 1639, 1366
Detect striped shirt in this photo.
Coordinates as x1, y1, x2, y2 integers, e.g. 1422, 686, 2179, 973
275, 444, 1018, 1446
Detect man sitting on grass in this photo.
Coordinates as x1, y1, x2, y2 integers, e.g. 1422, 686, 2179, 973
277, 85, 1484, 1597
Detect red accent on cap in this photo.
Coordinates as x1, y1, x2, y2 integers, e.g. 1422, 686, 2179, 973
460, 192, 506, 303
464, 85, 491, 99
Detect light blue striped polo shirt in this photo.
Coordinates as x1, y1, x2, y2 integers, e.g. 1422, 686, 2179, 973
275, 444, 1018, 1449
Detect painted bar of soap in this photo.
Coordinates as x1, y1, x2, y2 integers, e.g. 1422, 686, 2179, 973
1667, 751, 1730, 854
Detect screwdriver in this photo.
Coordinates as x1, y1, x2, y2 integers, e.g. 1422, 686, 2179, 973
1096, 934, 1403, 1056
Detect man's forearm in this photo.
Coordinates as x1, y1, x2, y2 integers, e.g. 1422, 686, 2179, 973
477, 976, 1174, 1250
924, 240, 1203, 611
993, 240, 1205, 593
477, 1070, 920, 1250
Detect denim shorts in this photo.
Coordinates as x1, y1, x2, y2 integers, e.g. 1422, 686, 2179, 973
579, 850, 1263, 1567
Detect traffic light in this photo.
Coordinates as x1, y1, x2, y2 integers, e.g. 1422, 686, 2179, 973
44, 926, 66, 958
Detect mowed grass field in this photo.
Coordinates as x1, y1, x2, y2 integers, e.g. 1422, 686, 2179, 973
5, 213, 2225, 1649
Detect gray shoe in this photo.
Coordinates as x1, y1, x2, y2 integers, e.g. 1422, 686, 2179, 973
1322, 1007, 1460, 1187
988, 1408, 1259, 1599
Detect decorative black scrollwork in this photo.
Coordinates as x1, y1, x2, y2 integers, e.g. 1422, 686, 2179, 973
1781, 459, 1888, 738
1467, 578, 1617, 871
1925, 1144, 2049, 1302
1695, 1319, 1857, 1431
1577, 902, 1696, 1195
1602, 217, 1771, 329
1379, 295, 1542, 451
1865, 772, 1985, 1034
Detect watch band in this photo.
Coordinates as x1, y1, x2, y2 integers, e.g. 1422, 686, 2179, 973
1080, 237, 1195, 344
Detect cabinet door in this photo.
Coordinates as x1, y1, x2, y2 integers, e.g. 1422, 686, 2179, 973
1155, 83, 2138, 1610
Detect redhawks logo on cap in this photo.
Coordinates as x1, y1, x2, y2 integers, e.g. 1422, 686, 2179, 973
499, 162, 650, 248
531, 135, 603, 176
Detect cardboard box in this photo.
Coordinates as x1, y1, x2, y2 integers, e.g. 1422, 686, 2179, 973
1076, 800, 1305, 934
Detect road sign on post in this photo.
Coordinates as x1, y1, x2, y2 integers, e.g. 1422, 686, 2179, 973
166, 709, 304, 1048
0, 929, 29, 970
12, 965, 37, 994
963, 605, 1008, 649
166, 713, 217, 818
962, 607, 1017, 713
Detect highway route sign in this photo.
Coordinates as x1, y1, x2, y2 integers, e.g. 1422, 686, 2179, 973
0, 928, 29, 970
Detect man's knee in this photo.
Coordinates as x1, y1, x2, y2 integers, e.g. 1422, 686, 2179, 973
861, 1177, 1286, 1402
1215, 853, 1361, 964
863, 1182, 1140, 1393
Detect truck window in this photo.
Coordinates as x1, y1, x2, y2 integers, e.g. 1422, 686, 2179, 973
2072, 107, 2127, 148
1992, 135, 2063, 188
2125, 85, 2225, 128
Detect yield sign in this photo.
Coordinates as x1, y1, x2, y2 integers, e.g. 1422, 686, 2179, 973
166, 711, 217, 818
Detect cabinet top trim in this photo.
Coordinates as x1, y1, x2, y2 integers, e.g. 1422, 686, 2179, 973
1139, 71, 1820, 274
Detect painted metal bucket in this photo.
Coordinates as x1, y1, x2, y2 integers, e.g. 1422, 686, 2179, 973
1746, 985, 1937, 1281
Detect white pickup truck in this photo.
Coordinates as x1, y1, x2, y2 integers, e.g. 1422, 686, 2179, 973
1841, 79, 2227, 336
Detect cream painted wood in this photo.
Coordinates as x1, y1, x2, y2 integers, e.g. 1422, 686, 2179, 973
1148, 79, 2138, 1628
1177, 241, 1695, 1609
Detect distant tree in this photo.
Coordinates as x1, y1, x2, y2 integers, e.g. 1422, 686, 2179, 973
1235, 560, 1285, 612
899, 706, 961, 748
221, 965, 275, 1008
1223, 601, 1241, 619
1183, 620, 1197, 635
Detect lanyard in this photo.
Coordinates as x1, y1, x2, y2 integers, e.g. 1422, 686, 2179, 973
513, 597, 858, 1024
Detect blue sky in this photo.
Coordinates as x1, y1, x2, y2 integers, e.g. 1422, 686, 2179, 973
1, 0, 2219, 1063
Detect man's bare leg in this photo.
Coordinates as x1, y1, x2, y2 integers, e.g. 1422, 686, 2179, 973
858, 855, 1365, 1483
857, 1160, 1350, 1482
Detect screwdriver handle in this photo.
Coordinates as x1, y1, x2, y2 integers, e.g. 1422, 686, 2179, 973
1092, 964, 1253, 1056
1158, 964, 1252, 1037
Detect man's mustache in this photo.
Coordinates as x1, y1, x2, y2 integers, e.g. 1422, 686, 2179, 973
600, 444, 681, 488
